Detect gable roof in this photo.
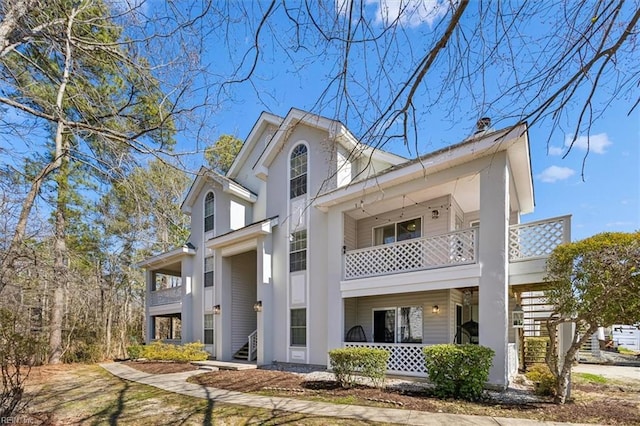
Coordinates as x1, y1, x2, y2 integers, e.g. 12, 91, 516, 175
181, 166, 257, 215
228, 108, 406, 181
314, 123, 535, 214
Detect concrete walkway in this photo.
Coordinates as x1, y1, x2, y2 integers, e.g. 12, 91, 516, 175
100, 363, 591, 426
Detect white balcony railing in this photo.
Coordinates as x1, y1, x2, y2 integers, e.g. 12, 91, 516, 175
344, 228, 477, 280
149, 286, 182, 306
248, 330, 258, 362
508, 215, 571, 261
344, 342, 428, 376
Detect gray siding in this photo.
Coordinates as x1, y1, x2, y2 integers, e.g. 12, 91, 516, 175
231, 251, 257, 352
344, 298, 358, 338
346, 290, 452, 345
344, 214, 357, 250
355, 196, 451, 249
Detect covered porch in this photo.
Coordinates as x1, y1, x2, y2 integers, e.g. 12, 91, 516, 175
341, 288, 519, 378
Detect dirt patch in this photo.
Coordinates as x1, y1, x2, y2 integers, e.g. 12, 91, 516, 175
122, 360, 199, 374
188, 369, 640, 425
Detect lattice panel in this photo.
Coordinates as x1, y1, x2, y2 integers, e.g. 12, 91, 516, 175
509, 218, 566, 261
149, 287, 182, 306
344, 229, 476, 280
344, 343, 427, 374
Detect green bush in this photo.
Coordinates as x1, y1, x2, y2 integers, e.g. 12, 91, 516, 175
127, 344, 143, 360
61, 342, 103, 363
328, 347, 389, 387
132, 341, 208, 362
525, 364, 556, 396
423, 344, 494, 400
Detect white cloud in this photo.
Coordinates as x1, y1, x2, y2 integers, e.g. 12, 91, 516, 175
537, 166, 575, 183
373, 0, 448, 27
337, 0, 448, 27
548, 146, 563, 156
565, 133, 612, 154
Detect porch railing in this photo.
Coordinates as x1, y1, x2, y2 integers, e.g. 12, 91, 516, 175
343, 342, 428, 376
248, 330, 258, 361
149, 286, 182, 306
344, 228, 477, 280
508, 215, 571, 261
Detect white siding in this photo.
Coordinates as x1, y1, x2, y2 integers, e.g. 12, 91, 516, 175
344, 298, 358, 337
449, 289, 464, 341
355, 196, 451, 249
231, 251, 257, 352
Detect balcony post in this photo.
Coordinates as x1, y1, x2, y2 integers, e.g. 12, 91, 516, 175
181, 256, 193, 343
327, 209, 345, 358
256, 233, 273, 366
145, 270, 154, 343
478, 151, 510, 389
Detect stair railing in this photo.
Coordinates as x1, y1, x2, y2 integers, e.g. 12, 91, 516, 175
248, 330, 258, 361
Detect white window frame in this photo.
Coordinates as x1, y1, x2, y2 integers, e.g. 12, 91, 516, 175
289, 143, 308, 199
204, 191, 215, 233
204, 256, 214, 288
372, 306, 423, 344
372, 216, 423, 246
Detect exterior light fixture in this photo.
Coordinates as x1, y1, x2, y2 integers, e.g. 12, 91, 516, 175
432, 305, 440, 314
213, 305, 221, 315
512, 304, 524, 328
432, 210, 439, 219
253, 300, 263, 312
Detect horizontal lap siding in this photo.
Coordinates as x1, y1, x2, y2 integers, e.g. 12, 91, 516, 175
355, 196, 451, 249
344, 214, 357, 251
350, 290, 452, 345
231, 251, 257, 352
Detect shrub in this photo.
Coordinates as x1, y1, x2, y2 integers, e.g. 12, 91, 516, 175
423, 344, 494, 400
0, 308, 42, 418
328, 347, 389, 388
127, 344, 143, 360
134, 341, 208, 362
525, 364, 556, 396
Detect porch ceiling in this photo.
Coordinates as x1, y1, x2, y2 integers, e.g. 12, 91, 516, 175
345, 174, 480, 220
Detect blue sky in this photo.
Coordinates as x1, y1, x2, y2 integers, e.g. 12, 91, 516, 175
178, 0, 639, 241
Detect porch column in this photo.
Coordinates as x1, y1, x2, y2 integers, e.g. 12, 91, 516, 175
145, 270, 154, 343
181, 256, 194, 343
478, 151, 510, 388
256, 234, 274, 365
326, 209, 345, 361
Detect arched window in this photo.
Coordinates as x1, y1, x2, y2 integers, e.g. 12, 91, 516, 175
204, 192, 215, 232
290, 144, 307, 199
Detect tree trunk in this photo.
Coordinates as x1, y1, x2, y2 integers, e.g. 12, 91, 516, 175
552, 323, 598, 404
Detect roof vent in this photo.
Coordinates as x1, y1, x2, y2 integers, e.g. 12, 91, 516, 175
475, 117, 491, 133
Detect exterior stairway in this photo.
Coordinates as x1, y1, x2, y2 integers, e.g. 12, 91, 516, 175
232, 343, 250, 360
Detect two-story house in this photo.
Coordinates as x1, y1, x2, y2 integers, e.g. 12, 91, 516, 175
138, 108, 572, 388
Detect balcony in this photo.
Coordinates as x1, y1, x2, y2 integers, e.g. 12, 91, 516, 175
149, 286, 182, 306
343, 215, 570, 281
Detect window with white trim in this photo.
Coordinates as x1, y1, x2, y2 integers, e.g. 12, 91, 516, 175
290, 308, 306, 346
204, 192, 215, 232
204, 256, 214, 288
204, 314, 214, 344
289, 230, 307, 272
290, 144, 307, 199
373, 217, 421, 245
373, 306, 423, 343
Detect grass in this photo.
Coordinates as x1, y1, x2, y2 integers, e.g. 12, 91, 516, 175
23, 364, 383, 425
617, 347, 639, 356
573, 372, 608, 384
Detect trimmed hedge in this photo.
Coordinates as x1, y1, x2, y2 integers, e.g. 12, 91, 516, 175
127, 341, 208, 362
328, 347, 389, 388
423, 344, 494, 400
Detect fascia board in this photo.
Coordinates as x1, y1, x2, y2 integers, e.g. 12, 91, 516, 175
136, 245, 196, 269
227, 112, 283, 179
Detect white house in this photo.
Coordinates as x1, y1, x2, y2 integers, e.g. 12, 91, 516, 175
138, 108, 572, 388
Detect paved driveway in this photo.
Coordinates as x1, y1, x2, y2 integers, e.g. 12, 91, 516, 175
574, 364, 640, 381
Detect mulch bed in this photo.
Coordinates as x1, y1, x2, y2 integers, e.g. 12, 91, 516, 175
186, 369, 640, 425
123, 360, 199, 374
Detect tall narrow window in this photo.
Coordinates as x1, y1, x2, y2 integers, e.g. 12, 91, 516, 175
204, 192, 215, 232
289, 230, 307, 272
290, 144, 307, 199
290, 308, 306, 346
204, 256, 214, 288
204, 314, 214, 344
